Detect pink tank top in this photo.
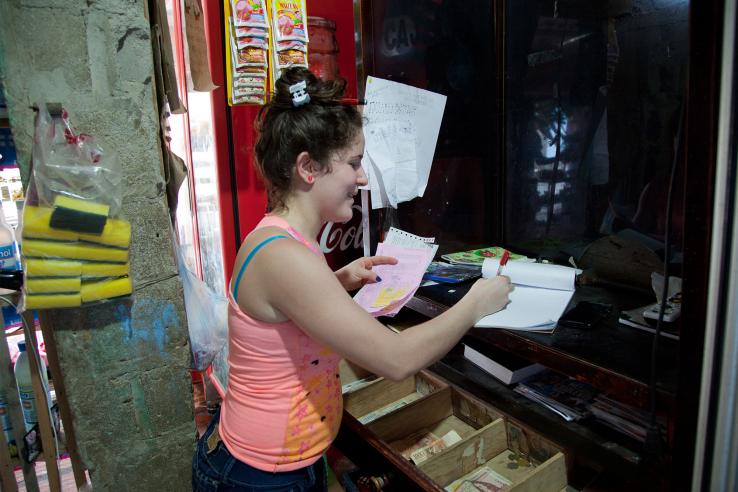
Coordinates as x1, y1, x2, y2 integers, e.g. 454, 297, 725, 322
219, 215, 343, 472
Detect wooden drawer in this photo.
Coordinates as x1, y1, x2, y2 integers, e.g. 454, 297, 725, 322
344, 370, 447, 425
338, 364, 570, 491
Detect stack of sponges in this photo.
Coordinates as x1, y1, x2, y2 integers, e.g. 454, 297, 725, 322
22, 196, 133, 309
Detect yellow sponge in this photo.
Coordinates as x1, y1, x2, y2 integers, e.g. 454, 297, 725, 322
78, 218, 131, 248
81, 262, 130, 278
54, 196, 109, 216
25, 259, 83, 277
23, 206, 79, 241
50, 196, 109, 234
23, 239, 129, 263
26, 277, 81, 294
25, 293, 82, 309
81, 276, 133, 302
24, 206, 131, 248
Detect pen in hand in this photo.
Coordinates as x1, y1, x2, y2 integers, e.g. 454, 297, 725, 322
496, 250, 510, 276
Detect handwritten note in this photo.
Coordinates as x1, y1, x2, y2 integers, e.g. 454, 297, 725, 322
362, 77, 447, 209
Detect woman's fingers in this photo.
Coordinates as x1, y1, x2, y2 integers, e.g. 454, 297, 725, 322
366, 255, 398, 266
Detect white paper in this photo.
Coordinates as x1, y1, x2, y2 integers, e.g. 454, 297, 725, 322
384, 227, 438, 258
365, 152, 391, 208
481, 259, 575, 291
475, 259, 576, 330
362, 77, 446, 208
475, 286, 574, 330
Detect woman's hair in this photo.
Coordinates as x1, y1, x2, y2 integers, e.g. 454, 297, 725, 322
254, 67, 363, 211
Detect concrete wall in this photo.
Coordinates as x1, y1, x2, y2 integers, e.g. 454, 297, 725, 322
0, 1, 194, 490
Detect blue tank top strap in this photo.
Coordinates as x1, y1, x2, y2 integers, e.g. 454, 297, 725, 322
231, 235, 288, 297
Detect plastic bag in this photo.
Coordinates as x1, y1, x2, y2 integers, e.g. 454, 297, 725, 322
19, 104, 132, 310
31, 105, 122, 216
175, 237, 228, 372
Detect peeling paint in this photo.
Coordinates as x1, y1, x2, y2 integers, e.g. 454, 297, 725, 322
114, 298, 180, 354
476, 437, 485, 464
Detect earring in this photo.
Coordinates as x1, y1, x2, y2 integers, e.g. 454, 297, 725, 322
307, 175, 314, 184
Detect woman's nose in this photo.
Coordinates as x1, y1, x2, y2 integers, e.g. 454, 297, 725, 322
357, 165, 368, 186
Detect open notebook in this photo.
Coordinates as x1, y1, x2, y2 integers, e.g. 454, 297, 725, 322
474, 259, 577, 331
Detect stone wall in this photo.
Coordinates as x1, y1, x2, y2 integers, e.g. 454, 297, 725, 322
0, 1, 193, 490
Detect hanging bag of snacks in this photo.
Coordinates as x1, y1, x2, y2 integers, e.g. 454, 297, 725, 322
20, 103, 132, 310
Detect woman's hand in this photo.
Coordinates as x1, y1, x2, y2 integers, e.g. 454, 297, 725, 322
464, 276, 514, 321
334, 255, 398, 291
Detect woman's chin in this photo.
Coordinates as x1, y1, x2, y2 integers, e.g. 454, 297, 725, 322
330, 208, 353, 224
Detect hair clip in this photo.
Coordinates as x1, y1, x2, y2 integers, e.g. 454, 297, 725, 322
289, 81, 310, 107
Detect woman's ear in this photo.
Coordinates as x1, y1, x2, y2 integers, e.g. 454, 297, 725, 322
295, 151, 315, 184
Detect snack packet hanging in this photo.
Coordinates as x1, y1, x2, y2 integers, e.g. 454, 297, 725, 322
270, 0, 308, 42
231, 0, 269, 28
20, 104, 132, 311
267, 0, 308, 82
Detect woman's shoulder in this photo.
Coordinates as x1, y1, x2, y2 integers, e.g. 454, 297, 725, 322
237, 226, 319, 270
245, 225, 292, 244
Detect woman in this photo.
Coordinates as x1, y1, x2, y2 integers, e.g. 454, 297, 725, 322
192, 67, 512, 491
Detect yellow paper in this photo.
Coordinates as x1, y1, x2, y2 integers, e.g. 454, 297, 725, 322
371, 287, 408, 309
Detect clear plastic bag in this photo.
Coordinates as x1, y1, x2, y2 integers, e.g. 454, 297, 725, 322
19, 104, 132, 310
31, 104, 122, 216
174, 237, 228, 372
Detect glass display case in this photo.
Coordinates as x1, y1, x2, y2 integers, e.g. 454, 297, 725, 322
349, 0, 708, 490
504, 0, 687, 263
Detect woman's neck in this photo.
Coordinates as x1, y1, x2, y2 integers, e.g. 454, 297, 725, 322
274, 197, 324, 244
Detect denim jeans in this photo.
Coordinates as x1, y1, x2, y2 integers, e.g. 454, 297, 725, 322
192, 410, 327, 492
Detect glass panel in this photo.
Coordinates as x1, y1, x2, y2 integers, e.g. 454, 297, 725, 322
166, 0, 199, 274
504, 0, 689, 261
366, 0, 501, 253
187, 92, 226, 296
365, 0, 688, 269
166, 0, 226, 296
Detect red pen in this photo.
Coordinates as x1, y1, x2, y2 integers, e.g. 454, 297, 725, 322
496, 250, 510, 276
340, 98, 367, 106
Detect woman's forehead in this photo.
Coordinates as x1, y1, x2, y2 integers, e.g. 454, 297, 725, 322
331, 133, 365, 160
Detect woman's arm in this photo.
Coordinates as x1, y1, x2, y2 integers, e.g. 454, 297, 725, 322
251, 239, 511, 381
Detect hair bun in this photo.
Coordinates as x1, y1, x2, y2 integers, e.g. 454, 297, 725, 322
274, 67, 347, 107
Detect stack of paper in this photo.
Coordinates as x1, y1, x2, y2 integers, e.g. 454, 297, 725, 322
354, 228, 436, 317
361, 77, 447, 209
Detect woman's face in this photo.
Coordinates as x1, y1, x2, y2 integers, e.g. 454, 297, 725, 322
314, 131, 367, 224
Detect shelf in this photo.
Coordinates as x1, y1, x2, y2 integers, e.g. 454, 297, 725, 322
428, 352, 666, 491
464, 285, 678, 408
401, 284, 678, 409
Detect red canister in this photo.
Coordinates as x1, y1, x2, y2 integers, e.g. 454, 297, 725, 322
307, 16, 339, 80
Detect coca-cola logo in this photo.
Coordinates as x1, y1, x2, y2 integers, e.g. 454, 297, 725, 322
319, 204, 363, 254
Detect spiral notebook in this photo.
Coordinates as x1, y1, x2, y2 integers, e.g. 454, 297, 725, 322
473, 259, 577, 331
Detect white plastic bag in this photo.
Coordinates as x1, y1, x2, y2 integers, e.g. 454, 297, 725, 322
175, 239, 228, 372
